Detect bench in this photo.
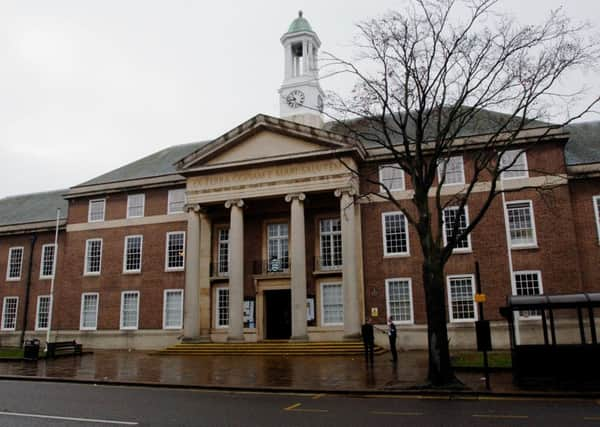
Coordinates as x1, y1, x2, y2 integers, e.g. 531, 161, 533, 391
46, 341, 83, 358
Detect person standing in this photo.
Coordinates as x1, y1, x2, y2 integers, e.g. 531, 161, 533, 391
361, 317, 375, 364
388, 316, 397, 363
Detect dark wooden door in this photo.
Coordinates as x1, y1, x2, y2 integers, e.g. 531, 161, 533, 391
265, 290, 291, 339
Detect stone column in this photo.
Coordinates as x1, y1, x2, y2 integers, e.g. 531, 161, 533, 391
198, 210, 212, 339
335, 188, 361, 338
285, 193, 308, 341
225, 199, 245, 342
183, 204, 201, 339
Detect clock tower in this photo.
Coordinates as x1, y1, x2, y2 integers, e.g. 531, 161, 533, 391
279, 11, 325, 128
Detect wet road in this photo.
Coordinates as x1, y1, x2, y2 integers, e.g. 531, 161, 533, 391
0, 380, 598, 426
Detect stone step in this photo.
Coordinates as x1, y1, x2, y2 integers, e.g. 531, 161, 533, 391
158, 341, 385, 356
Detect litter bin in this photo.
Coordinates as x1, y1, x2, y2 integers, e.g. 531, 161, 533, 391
23, 339, 40, 361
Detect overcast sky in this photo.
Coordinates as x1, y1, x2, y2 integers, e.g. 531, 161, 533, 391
1, 0, 599, 199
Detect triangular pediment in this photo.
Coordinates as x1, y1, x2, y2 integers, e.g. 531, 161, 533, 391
176, 114, 361, 171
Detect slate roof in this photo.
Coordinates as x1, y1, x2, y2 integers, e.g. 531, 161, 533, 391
0, 189, 68, 228
565, 121, 600, 166
324, 108, 551, 149
74, 141, 210, 187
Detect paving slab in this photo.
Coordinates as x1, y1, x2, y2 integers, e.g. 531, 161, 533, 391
0, 350, 594, 397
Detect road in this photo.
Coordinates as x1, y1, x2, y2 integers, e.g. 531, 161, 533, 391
0, 380, 598, 426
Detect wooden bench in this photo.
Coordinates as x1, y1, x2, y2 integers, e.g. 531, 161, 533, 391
46, 341, 83, 358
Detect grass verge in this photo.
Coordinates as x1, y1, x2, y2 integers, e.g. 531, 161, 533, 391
451, 351, 512, 369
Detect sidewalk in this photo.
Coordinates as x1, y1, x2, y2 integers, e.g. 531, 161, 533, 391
0, 350, 590, 397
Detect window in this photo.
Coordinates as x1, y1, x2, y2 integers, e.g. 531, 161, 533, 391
39, 244, 56, 279
514, 271, 543, 318
442, 207, 471, 252
6, 247, 23, 281
88, 199, 106, 222
594, 195, 600, 244
163, 289, 183, 329
165, 232, 185, 271
80, 293, 99, 330
120, 291, 139, 330
385, 278, 414, 324
447, 275, 477, 322
84, 239, 102, 275
321, 283, 343, 325
379, 164, 405, 191
500, 149, 528, 180
505, 201, 537, 248
319, 218, 342, 269
127, 194, 145, 218
382, 212, 409, 256
35, 295, 51, 330
167, 189, 186, 214
217, 228, 229, 276
123, 235, 143, 273
438, 156, 465, 185
216, 288, 229, 328
267, 223, 289, 272
1, 297, 18, 330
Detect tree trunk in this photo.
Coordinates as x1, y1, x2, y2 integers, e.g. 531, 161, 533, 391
422, 257, 455, 386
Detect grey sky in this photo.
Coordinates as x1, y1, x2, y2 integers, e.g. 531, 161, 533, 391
1, 0, 599, 199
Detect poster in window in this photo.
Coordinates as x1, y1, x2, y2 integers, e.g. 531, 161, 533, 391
307, 297, 315, 322
243, 299, 255, 328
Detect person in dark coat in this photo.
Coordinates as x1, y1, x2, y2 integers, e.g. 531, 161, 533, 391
361, 317, 375, 364
388, 316, 397, 363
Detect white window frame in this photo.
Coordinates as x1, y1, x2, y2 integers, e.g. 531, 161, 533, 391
320, 282, 344, 326
84, 238, 103, 276
385, 278, 414, 325
267, 222, 289, 272
319, 218, 342, 270
437, 156, 465, 186
442, 206, 472, 253
382, 212, 410, 257
80, 292, 99, 331
215, 287, 229, 328
216, 228, 229, 276
594, 195, 600, 245
163, 289, 184, 330
513, 270, 544, 320
35, 295, 51, 331
379, 164, 405, 192
165, 231, 186, 272
120, 291, 140, 330
447, 274, 478, 323
505, 200, 538, 249
167, 189, 186, 215
88, 199, 106, 222
39, 243, 56, 279
123, 235, 143, 274
500, 149, 529, 180
1, 296, 19, 331
126, 193, 145, 218
6, 246, 24, 281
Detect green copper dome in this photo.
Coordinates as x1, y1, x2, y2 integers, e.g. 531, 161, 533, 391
286, 11, 314, 34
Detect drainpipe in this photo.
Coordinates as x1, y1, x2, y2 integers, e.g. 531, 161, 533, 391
20, 234, 37, 347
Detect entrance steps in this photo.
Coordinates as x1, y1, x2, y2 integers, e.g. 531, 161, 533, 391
157, 340, 386, 357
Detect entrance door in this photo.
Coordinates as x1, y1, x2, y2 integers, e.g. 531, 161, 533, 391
264, 290, 291, 340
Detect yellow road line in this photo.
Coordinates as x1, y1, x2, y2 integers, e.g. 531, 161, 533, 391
284, 403, 302, 411
312, 393, 325, 400
371, 411, 423, 416
473, 414, 529, 420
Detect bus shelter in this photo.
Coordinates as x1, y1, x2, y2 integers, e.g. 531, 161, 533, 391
500, 293, 600, 388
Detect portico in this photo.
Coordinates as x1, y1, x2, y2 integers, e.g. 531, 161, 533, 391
179, 115, 365, 342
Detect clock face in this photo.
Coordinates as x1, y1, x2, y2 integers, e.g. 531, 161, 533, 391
317, 95, 324, 113
286, 90, 305, 108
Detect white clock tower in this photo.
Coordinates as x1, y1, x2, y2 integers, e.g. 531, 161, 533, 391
279, 11, 325, 128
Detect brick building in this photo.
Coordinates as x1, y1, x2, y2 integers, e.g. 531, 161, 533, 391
0, 13, 598, 350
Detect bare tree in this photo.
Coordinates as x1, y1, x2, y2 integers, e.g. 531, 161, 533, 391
324, 0, 599, 386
